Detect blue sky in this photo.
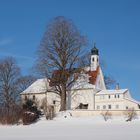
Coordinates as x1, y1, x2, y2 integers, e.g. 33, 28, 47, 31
0, 0, 140, 100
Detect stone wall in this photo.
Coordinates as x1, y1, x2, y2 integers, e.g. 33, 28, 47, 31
69, 110, 140, 117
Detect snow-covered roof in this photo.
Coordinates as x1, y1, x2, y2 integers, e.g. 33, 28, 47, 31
71, 81, 95, 90
125, 97, 140, 105
21, 78, 52, 94
70, 73, 95, 90
96, 89, 128, 95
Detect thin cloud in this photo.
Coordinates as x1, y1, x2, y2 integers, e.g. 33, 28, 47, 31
0, 38, 14, 46
0, 51, 34, 60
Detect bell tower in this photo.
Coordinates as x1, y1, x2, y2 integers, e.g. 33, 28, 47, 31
90, 42, 99, 71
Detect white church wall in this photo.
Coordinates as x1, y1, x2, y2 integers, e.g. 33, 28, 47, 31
90, 54, 99, 71
70, 89, 95, 110
95, 68, 106, 90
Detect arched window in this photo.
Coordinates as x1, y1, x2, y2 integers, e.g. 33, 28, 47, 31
92, 57, 94, 62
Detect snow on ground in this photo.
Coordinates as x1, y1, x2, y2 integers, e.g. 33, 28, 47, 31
0, 114, 140, 140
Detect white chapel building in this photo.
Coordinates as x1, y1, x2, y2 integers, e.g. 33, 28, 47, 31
20, 44, 140, 112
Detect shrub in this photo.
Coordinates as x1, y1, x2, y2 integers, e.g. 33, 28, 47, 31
124, 108, 137, 122
22, 99, 41, 124
0, 104, 22, 125
22, 111, 38, 125
41, 98, 55, 120
101, 111, 112, 121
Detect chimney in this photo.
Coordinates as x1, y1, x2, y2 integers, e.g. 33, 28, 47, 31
116, 83, 120, 90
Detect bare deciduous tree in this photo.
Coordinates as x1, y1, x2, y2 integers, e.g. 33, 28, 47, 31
16, 75, 37, 93
101, 111, 112, 121
36, 16, 86, 111
104, 75, 116, 89
124, 108, 137, 122
0, 57, 21, 109
0, 57, 22, 124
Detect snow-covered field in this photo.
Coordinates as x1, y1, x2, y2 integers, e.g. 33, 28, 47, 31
0, 115, 140, 140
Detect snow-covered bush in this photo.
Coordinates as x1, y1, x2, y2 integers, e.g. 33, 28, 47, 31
22, 99, 42, 124
22, 111, 38, 125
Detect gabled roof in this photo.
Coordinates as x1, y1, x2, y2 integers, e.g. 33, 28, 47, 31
96, 89, 128, 95
49, 68, 82, 87
20, 78, 52, 94
125, 97, 140, 105
49, 67, 99, 87
21, 66, 100, 94
70, 81, 95, 90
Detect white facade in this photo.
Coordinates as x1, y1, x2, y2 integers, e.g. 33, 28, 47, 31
90, 43, 99, 71
90, 54, 99, 71
95, 67, 106, 90
95, 89, 140, 110
20, 46, 140, 112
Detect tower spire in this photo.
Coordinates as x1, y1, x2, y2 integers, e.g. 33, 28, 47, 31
90, 42, 99, 71
94, 42, 96, 48
91, 42, 99, 55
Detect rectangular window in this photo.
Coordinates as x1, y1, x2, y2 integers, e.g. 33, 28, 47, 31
114, 95, 116, 98
33, 95, 35, 100
25, 95, 27, 100
108, 105, 111, 109
118, 95, 120, 98
53, 100, 56, 105
126, 106, 128, 110
108, 95, 111, 99
116, 104, 119, 109
100, 95, 105, 99
103, 105, 106, 109
97, 106, 100, 110
138, 104, 140, 109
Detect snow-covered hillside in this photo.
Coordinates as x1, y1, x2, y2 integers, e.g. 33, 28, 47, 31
0, 116, 140, 140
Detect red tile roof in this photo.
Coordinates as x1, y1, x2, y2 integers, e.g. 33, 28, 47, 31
49, 67, 99, 86
49, 68, 82, 86
87, 66, 99, 85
